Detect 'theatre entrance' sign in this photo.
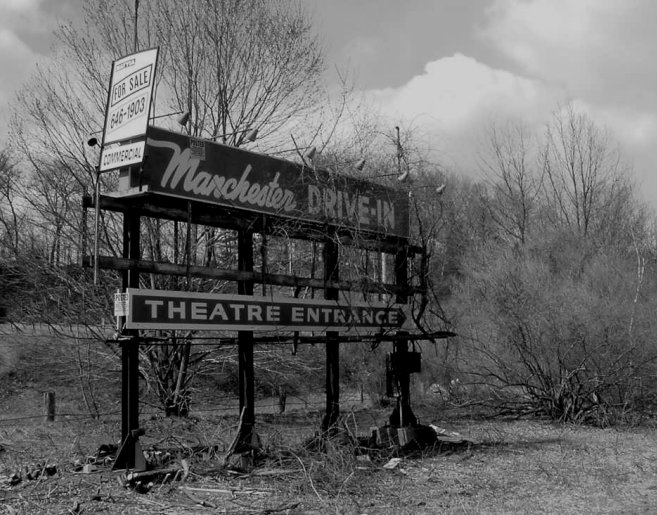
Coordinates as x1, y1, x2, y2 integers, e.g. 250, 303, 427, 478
118, 289, 407, 332
123, 126, 410, 238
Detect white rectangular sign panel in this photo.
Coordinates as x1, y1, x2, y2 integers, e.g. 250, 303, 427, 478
103, 47, 158, 146
114, 292, 129, 317
100, 140, 146, 172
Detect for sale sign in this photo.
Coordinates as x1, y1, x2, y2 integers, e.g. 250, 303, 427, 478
102, 47, 158, 151
122, 288, 406, 332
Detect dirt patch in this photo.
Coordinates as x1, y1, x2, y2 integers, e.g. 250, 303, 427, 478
2, 411, 657, 514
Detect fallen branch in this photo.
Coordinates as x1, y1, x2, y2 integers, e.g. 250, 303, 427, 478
250, 468, 301, 477
182, 488, 216, 508
185, 486, 274, 496
261, 502, 301, 514
223, 407, 247, 465
124, 466, 182, 484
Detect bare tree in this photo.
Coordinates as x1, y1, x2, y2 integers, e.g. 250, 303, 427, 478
0, 150, 23, 257
9, 0, 329, 416
479, 120, 542, 245
155, 0, 324, 144
541, 105, 625, 239
450, 106, 657, 423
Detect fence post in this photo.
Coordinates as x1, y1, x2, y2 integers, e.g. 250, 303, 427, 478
44, 391, 55, 422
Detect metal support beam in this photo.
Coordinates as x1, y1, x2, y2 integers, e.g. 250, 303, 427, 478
236, 229, 256, 451
322, 237, 340, 432
389, 246, 418, 428
82, 194, 422, 255
114, 211, 144, 470
82, 255, 424, 297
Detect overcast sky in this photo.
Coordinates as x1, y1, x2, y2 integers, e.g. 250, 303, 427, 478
1, 0, 656, 205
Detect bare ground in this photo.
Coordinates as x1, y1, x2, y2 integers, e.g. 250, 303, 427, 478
2, 326, 657, 513
2, 406, 657, 514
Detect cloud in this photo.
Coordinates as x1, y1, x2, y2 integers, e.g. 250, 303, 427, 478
0, 0, 72, 145
0, 28, 43, 145
479, 0, 657, 200
358, 1, 657, 202
0, 28, 37, 67
480, 0, 657, 108
362, 45, 656, 203
342, 36, 379, 61
372, 53, 556, 126
0, 0, 45, 82
1, 0, 44, 12
0, 0, 50, 40
365, 53, 563, 172
0, 28, 40, 125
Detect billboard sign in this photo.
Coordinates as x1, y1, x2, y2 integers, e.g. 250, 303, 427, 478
119, 288, 406, 332
102, 47, 158, 146
127, 126, 410, 238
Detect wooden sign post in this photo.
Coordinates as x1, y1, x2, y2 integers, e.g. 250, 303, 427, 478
322, 237, 340, 432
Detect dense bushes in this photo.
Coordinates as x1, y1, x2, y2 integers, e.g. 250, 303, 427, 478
448, 229, 657, 425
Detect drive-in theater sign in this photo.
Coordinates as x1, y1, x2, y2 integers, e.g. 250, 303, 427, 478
121, 126, 410, 238
87, 47, 451, 472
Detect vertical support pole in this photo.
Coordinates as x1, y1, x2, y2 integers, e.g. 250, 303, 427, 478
81, 191, 88, 267
44, 392, 55, 422
185, 201, 192, 287
114, 211, 144, 470
390, 245, 417, 428
322, 236, 340, 432
93, 168, 101, 286
236, 229, 256, 450
123, 212, 141, 439
133, 0, 139, 53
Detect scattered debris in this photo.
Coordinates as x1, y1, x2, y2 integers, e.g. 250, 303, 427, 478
250, 468, 302, 477
68, 500, 81, 514
72, 444, 118, 472
4, 471, 22, 486
180, 458, 190, 480
182, 487, 217, 508
260, 501, 301, 514
132, 480, 154, 494
3, 463, 58, 485
430, 424, 474, 445
97, 443, 118, 458
123, 466, 183, 485
371, 423, 473, 451
383, 457, 402, 470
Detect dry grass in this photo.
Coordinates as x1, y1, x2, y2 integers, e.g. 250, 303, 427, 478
2, 325, 657, 513
2, 408, 657, 514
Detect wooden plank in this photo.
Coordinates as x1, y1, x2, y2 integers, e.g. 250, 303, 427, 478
237, 230, 256, 451
322, 237, 340, 432
82, 255, 426, 296
82, 194, 423, 255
